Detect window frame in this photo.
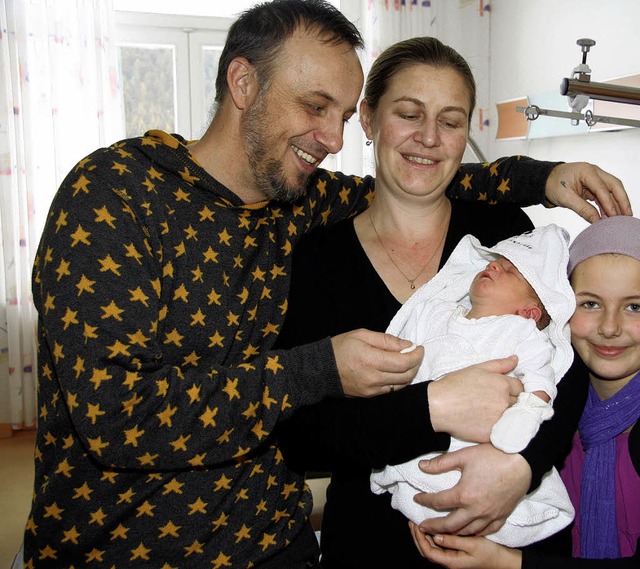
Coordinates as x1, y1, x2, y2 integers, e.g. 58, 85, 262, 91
188, 30, 228, 137
115, 11, 232, 140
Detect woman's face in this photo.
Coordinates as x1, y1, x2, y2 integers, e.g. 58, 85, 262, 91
570, 254, 640, 388
361, 64, 470, 201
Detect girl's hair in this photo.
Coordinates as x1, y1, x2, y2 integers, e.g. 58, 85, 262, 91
363, 36, 476, 126
214, 0, 363, 107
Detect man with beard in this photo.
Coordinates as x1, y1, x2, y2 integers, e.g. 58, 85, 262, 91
24, 0, 631, 568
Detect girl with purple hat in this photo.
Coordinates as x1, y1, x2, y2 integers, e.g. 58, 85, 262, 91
410, 215, 640, 568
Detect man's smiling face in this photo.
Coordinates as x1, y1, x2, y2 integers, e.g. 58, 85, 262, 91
243, 28, 363, 202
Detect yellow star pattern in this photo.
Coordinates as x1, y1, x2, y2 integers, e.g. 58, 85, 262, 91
29, 131, 527, 566
71, 174, 91, 196
62, 525, 81, 544
94, 205, 117, 228
130, 542, 151, 561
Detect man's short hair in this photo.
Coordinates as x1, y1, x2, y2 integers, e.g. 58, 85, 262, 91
214, 0, 363, 107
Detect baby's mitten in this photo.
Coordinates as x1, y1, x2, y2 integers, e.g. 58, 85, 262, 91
490, 392, 554, 454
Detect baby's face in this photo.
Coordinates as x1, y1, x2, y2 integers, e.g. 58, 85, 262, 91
469, 257, 537, 316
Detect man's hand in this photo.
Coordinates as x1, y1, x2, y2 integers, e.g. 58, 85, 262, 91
545, 162, 632, 222
331, 329, 424, 397
427, 357, 523, 442
414, 444, 532, 537
408, 524, 522, 569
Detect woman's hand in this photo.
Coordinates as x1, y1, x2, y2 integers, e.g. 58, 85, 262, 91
413, 443, 531, 537
428, 357, 522, 442
408, 523, 522, 569
545, 162, 632, 222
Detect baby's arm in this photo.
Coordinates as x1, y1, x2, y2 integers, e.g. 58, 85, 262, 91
531, 390, 550, 403
490, 331, 556, 453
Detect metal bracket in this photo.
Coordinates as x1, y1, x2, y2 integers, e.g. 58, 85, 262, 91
514, 39, 640, 131
516, 104, 640, 129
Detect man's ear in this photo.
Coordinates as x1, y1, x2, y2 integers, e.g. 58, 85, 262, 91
517, 306, 542, 322
226, 57, 258, 110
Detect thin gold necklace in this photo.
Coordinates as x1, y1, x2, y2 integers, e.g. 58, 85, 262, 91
368, 209, 446, 290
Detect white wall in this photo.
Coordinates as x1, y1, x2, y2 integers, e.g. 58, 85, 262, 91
488, 0, 640, 239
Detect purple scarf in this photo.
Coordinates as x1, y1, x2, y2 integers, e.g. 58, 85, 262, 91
578, 371, 640, 559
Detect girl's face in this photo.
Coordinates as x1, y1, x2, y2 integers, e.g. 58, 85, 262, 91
360, 64, 470, 202
570, 254, 640, 389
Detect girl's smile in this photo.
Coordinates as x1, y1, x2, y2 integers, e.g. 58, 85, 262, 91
570, 253, 640, 392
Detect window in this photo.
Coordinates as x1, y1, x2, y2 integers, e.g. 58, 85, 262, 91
115, 11, 229, 140
118, 42, 179, 137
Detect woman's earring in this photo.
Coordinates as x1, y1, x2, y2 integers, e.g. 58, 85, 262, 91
365, 139, 372, 146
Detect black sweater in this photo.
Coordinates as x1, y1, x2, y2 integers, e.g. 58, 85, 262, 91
276, 201, 588, 568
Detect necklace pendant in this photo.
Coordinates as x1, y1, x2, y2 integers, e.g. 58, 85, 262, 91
368, 209, 444, 294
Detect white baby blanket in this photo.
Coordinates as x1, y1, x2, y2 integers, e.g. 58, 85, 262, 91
371, 224, 577, 547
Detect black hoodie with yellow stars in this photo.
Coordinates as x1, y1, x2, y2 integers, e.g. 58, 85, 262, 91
27, 130, 555, 568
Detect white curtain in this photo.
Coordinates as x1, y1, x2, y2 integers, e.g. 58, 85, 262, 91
363, 0, 437, 59
0, 0, 123, 430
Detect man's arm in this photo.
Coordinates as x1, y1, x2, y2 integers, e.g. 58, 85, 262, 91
449, 156, 555, 206
450, 157, 631, 221
324, 158, 630, 226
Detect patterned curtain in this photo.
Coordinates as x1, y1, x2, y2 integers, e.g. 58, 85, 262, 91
0, 0, 123, 430
364, 0, 436, 60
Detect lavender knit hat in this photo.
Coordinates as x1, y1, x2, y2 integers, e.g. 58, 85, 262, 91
567, 215, 640, 275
